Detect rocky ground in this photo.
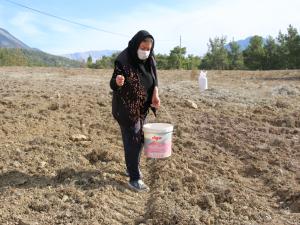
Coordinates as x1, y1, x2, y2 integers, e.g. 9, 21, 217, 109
0, 67, 299, 225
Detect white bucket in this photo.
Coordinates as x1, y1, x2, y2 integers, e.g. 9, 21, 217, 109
143, 123, 174, 158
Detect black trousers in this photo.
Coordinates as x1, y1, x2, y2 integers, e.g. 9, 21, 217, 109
119, 118, 146, 182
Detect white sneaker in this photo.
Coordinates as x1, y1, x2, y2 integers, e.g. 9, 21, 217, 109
128, 180, 149, 192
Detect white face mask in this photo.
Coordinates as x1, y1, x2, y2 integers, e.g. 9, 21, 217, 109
137, 49, 150, 60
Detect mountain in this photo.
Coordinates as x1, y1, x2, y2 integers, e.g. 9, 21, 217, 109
63, 50, 119, 62
0, 28, 31, 49
0, 28, 81, 67
0, 48, 83, 67
235, 37, 253, 50
226, 36, 267, 51
225, 37, 252, 51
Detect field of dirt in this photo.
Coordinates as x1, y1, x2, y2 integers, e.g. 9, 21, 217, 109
0, 67, 299, 225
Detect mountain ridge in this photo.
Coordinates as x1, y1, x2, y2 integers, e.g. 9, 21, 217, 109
0, 28, 31, 49
0, 28, 81, 67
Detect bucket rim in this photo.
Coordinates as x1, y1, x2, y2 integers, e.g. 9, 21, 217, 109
143, 123, 174, 133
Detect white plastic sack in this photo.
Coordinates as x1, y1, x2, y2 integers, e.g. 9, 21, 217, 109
198, 70, 208, 91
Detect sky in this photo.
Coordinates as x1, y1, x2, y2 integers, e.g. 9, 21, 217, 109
0, 0, 299, 56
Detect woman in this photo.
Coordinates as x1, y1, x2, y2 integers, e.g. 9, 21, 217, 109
110, 30, 160, 192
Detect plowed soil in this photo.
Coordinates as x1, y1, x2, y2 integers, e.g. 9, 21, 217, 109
0, 67, 299, 225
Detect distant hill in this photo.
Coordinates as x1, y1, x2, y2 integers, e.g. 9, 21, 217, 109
235, 37, 252, 50
63, 50, 119, 62
0, 28, 31, 49
0, 28, 82, 67
226, 36, 267, 51
0, 48, 83, 67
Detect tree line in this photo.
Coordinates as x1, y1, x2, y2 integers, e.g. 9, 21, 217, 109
202, 25, 300, 70
86, 47, 201, 70
0, 48, 82, 67
87, 24, 300, 70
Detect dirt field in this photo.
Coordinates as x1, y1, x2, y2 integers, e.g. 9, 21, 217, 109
0, 67, 299, 225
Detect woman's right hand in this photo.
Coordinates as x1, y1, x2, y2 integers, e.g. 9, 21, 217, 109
116, 75, 125, 87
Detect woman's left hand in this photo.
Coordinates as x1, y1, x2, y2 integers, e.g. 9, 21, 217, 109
151, 87, 160, 109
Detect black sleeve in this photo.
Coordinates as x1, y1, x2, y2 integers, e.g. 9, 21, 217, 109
151, 56, 158, 87
110, 61, 123, 91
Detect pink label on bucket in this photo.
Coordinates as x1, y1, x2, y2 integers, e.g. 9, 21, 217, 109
151, 136, 162, 141
146, 151, 171, 158
146, 142, 172, 152
144, 132, 173, 158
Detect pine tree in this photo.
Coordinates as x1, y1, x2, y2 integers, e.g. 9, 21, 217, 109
243, 36, 266, 70
264, 36, 280, 70
277, 25, 300, 69
227, 40, 244, 69
87, 55, 93, 68
202, 37, 229, 70
168, 46, 186, 69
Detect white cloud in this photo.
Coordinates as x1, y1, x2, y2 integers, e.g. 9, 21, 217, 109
9, 11, 43, 36
6, 0, 300, 56
49, 0, 300, 56
0, 5, 6, 28
47, 22, 75, 33
121, 0, 300, 55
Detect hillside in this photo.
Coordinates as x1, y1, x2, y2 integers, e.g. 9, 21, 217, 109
0, 28, 30, 49
0, 48, 83, 67
0, 28, 82, 67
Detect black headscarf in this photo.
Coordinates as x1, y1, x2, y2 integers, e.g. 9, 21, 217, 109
128, 30, 155, 66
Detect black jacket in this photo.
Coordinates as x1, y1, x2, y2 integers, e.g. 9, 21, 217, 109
110, 30, 158, 127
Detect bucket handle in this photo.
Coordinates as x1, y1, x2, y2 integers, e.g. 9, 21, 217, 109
157, 105, 175, 125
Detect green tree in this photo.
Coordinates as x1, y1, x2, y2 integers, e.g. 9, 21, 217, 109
227, 40, 244, 69
86, 55, 93, 68
110, 52, 119, 67
184, 54, 201, 70
243, 36, 266, 70
167, 46, 186, 69
202, 36, 229, 70
94, 52, 120, 69
200, 53, 212, 69
0, 48, 28, 66
277, 25, 300, 69
263, 36, 280, 70
155, 54, 169, 70
95, 56, 111, 69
